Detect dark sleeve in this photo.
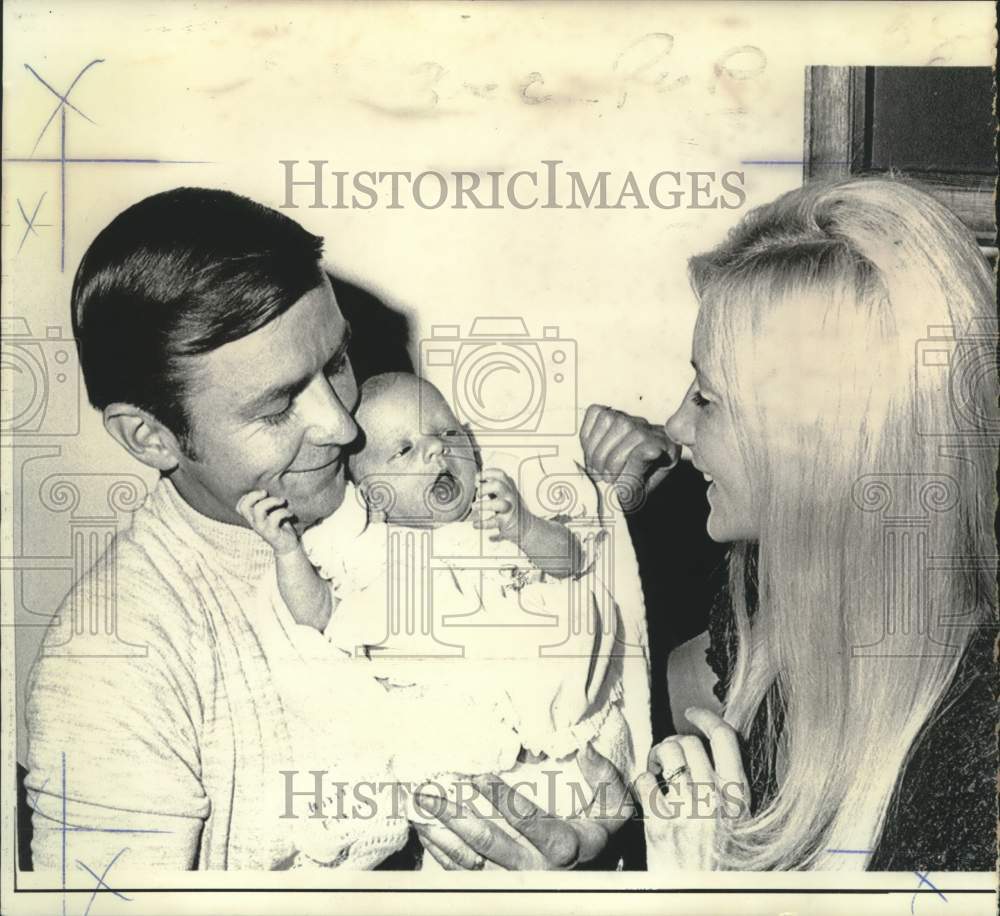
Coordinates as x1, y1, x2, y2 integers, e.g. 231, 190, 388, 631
705, 591, 734, 705
624, 460, 728, 740
870, 650, 998, 872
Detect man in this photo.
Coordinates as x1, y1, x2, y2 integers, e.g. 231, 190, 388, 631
25, 188, 657, 871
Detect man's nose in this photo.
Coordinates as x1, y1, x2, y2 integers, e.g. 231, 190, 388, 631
301, 377, 359, 446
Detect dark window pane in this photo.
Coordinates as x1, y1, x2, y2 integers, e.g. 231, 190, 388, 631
870, 67, 995, 175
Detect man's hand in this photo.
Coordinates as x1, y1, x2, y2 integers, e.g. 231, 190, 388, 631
472, 469, 529, 542
412, 743, 634, 870
579, 404, 679, 509
236, 489, 299, 555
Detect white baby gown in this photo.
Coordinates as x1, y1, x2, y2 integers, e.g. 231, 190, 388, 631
273, 449, 652, 868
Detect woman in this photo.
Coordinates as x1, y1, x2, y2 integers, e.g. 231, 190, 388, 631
415, 176, 996, 872
637, 175, 997, 871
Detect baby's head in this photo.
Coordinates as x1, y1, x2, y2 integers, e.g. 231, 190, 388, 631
349, 373, 479, 526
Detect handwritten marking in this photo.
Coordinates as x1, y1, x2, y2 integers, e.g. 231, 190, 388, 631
16, 193, 51, 252
5, 59, 206, 270
912, 871, 948, 914
77, 849, 132, 916
613, 32, 682, 109
25, 60, 103, 151
828, 849, 949, 913
353, 33, 764, 117
24, 754, 173, 915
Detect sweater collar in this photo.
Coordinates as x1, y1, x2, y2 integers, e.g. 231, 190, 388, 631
153, 477, 275, 582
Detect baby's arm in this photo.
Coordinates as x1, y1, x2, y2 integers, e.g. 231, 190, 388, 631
474, 469, 584, 578
237, 490, 333, 631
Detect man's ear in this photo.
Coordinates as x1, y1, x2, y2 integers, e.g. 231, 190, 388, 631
102, 403, 184, 473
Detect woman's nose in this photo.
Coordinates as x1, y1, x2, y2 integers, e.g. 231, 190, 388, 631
302, 377, 359, 446
665, 391, 695, 448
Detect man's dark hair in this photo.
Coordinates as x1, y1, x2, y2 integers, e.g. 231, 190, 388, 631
71, 186, 325, 446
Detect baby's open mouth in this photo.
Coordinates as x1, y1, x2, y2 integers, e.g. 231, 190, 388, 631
428, 468, 462, 510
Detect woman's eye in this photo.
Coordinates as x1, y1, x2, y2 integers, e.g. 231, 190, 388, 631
692, 390, 711, 408
393, 444, 413, 459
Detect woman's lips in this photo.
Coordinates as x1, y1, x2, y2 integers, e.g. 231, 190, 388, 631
693, 462, 714, 483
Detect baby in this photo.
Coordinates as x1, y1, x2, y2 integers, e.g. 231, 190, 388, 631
239, 371, 586, 635
240, 372, 632, 868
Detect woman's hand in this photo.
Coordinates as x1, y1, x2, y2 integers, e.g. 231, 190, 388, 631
579, 404, 680, 509
412, 743, 634, 870
633, 708, 750, 872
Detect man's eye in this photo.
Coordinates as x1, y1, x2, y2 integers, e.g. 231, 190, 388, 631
442, 429, 462, 438
692, 390, 711, 408
392, 444, 413, 459
325, 353, 351, 379
262, 404, 293, 426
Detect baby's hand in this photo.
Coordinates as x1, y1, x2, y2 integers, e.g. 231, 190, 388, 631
236, 490, 299, 555
473, 468, 529, 542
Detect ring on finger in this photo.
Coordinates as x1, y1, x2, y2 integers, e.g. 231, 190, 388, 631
660, 764, 690, 795
662, 764, 689, 787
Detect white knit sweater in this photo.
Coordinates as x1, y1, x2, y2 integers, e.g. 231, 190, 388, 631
24, 477, 409, 871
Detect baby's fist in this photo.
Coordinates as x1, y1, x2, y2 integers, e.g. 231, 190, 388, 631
236, 490, 299, 555
473, 468, 524, 540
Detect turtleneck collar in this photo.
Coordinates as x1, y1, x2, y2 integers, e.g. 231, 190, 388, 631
152, 476, 275, 583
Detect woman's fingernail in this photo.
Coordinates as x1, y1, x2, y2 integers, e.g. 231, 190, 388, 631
472, 856, 486, 870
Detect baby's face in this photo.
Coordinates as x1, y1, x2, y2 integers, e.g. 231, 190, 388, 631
351, 378, 478, 526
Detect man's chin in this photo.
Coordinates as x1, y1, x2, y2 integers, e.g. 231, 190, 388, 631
286, 464, 348, 527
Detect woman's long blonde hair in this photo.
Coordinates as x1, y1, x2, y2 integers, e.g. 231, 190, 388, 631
689, 177, 997, 870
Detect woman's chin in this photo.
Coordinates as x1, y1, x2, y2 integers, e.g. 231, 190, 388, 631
706, 519, 729, 543
706, 511, 756, 543
706, 501, 733, 542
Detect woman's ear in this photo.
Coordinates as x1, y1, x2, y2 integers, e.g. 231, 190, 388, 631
102, 403, 184, 473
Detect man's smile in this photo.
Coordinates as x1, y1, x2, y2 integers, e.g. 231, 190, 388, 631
286, 454, 343, 475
